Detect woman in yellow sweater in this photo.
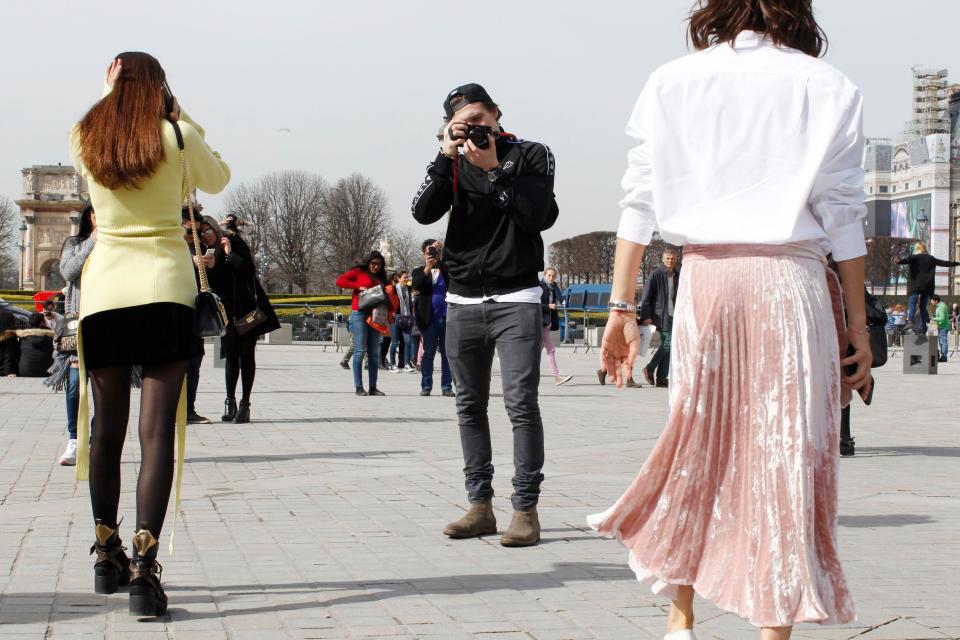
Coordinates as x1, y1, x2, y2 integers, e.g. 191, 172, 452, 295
70, 52, 229, 617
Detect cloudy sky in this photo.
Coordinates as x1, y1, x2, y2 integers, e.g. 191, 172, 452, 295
1, 0, 958, 247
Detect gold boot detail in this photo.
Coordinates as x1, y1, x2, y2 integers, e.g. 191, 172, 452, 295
95, 522, 117, 546
132, 529, 158, 556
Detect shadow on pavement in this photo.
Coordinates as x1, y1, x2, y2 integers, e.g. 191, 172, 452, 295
185, 450, 412, 464
838, 514, 934, 527
0, 563, 636, 624
259, 417, 452, 424
854, 446, 960, 458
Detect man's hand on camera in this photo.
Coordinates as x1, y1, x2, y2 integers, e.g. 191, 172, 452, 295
463, 138, 498, 171
441, 122, 468, 157
423, 252, 438, 274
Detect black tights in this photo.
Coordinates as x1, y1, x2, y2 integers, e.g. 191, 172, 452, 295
89, 360, 189, 537
224, 333, 257, 402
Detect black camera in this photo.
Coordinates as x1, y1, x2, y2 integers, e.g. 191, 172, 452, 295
426, 246, 439, 260
450, 124, 495, 149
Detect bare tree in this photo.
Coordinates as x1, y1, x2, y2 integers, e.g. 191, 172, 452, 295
320, 173, 391, 274
0, 197, 19, 288
224, 171, 327, 293
388, 227, 423, 273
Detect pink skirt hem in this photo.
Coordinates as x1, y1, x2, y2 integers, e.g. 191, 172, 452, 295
587, 512, 857, 628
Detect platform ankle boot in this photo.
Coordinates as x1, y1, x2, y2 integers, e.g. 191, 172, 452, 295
91, 521, 131, 594
222, 397, 238, 422
234, 400, 251, 424
128, 529, 167, 617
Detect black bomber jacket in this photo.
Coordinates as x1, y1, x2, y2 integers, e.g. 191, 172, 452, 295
411, 136, 559, 297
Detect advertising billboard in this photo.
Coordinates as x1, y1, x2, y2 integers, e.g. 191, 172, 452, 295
890, 194, 931, 239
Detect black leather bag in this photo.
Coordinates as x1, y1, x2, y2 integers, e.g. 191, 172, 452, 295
357, 284, 387, 312
864, 290, 888, 368
171, 120, 228, 338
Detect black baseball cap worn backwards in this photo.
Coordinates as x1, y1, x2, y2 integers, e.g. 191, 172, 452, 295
443, 83, 495, 119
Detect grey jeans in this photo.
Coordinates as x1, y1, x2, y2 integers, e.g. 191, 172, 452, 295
445, 301, 545, 511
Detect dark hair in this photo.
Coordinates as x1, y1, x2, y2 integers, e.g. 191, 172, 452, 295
353, 251, 388, 284
223, 214, 239, 233
931, 294, 941, 303
29, 312, 45, 329
78, 52, 168, 189
421, 239, 437, 252
687, 0, 827, 58
78, 202, 96, 240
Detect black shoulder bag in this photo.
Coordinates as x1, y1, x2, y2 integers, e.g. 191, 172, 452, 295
171, 121, 228, 338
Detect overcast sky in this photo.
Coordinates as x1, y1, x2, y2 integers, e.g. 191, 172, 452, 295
2, 0, 958, 247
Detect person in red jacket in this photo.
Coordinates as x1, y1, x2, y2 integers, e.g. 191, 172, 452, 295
336, 251, 392, 395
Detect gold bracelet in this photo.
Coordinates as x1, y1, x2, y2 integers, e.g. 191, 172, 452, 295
847, 327, 869, 336
439, 149, 456, 160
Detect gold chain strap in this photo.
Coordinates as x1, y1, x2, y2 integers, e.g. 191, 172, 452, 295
177, 148, 211, 293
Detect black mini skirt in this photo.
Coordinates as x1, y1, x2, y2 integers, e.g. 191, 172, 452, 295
81, 302, 202, 370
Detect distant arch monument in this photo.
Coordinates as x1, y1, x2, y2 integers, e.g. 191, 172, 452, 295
15, 165, 88, 291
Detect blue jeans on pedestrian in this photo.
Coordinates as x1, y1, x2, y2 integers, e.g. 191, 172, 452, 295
65, 366, 80, 440
349, 311, 381, 390
908, 293, 930, 331
938, 327, 949, 359
389, 321, 413, 367
421, 316, 452, 392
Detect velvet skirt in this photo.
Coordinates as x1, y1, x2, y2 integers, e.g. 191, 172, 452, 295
588, 243, 855, 627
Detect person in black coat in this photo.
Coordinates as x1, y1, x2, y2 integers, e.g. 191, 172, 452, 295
0, 311, 19, 377
199, 216, 280, 424
638, 247, 680, 387
17, 313, 55, 378
411, 239, 453, 396
896, 241, 960, 333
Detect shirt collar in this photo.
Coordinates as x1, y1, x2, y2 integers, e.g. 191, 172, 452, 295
732, 30, 768, 49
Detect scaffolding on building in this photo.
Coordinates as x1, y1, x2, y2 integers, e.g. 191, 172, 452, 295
905, 66, 950, 135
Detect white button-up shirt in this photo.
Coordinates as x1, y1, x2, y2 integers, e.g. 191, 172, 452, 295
617, 30, 867, 261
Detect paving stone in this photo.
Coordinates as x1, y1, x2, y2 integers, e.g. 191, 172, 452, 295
0, 344, 956, 638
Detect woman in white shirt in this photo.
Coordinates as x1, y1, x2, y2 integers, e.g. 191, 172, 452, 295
588, 2, 873, 639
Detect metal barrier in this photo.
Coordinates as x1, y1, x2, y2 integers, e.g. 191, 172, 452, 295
270, 304, 348, 352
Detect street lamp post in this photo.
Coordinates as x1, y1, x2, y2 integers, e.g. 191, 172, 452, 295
17, 221, 27, 291
917, 207, 929, 247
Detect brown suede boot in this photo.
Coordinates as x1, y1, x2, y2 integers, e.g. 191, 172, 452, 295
500, 507, 540, 547
443, 501, 497, 538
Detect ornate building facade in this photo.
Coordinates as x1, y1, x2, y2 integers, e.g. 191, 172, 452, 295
15, 165, 88, 291
863, 67, 960, 293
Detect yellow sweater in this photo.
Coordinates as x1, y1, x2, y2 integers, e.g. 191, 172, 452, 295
69, 110, 230, 317
69, 105, 229, 552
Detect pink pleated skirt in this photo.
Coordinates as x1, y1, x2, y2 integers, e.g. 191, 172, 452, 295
588, 243, 855, 627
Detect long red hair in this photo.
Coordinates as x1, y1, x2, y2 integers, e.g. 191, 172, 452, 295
77, 52, 167, 190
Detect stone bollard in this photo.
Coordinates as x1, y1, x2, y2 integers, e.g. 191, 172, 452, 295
265, 323, 293, 345
903, 333, 938, 374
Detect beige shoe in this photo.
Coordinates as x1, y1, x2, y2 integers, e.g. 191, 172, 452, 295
554, 374, 573, 386
500, 507, 541, 547
443, 501, 497, 538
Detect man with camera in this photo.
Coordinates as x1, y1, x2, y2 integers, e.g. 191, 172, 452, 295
412, 83, 559, 547
411, 239, 453, 396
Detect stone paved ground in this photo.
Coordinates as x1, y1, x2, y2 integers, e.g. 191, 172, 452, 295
0, 342, 957, 640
